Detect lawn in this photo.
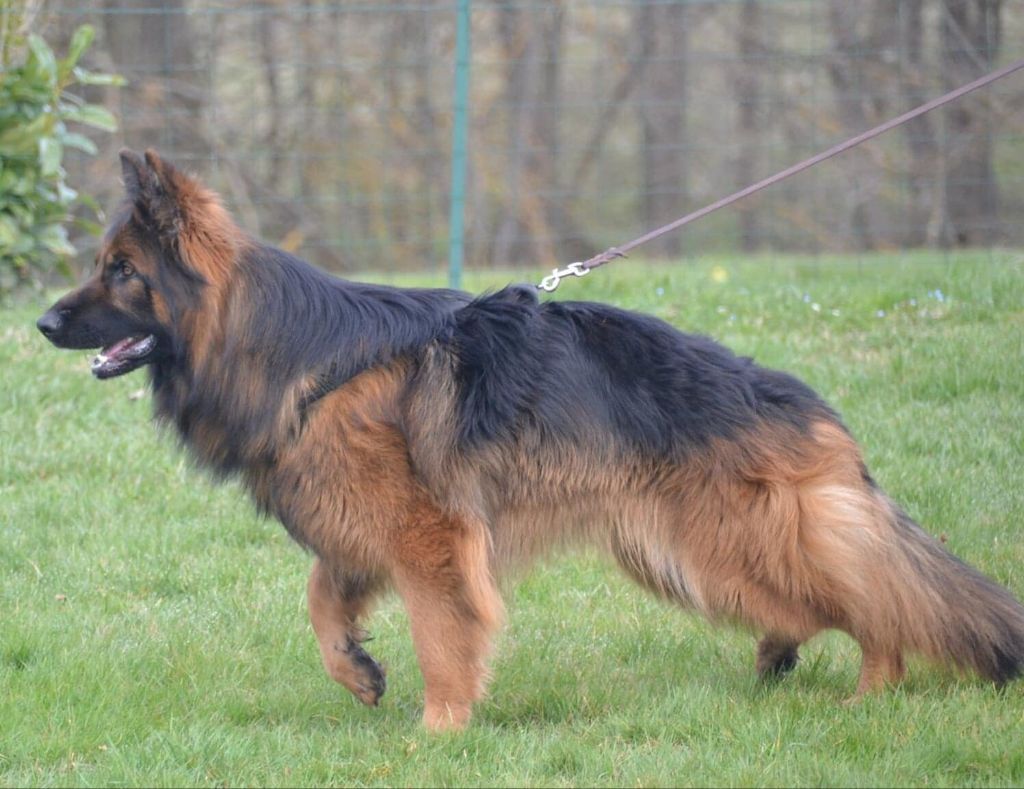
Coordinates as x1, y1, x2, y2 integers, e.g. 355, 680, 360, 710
1, 250, 1023, 786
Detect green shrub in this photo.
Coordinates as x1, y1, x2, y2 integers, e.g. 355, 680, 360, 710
0, 23, 123, 297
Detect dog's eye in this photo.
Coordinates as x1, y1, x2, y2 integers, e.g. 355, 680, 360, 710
116, 260, 136, 279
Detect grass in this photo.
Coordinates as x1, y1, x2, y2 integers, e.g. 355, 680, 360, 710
2, 249, 1023, 786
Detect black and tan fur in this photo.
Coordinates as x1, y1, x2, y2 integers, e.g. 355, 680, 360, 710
38, 151, 1024, 730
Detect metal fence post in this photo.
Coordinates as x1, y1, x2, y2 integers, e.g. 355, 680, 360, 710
447, 0, 471, 291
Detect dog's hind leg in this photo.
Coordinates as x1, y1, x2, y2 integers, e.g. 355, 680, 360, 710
390, 510, 503, 732
850, 645, 905, 700
307, 558, 387, 707
756, 635, 802, 679
611, 522, 815, 682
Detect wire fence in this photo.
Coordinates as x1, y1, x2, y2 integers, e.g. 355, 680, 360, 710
40, 0, 1024, 277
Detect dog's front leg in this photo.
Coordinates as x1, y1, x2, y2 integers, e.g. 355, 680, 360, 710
390, 512, 503, 732
307, 558, 387, 707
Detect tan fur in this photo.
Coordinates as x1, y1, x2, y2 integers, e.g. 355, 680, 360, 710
276, 366, 905, 729
73, 155, 1022, 731
248, 355, 1011, 728
263, 366, 502, 730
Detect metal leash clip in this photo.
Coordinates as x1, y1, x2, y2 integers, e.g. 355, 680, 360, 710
538, 261, 591, 293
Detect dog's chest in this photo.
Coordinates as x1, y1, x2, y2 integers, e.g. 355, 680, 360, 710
245, 384, 419, 567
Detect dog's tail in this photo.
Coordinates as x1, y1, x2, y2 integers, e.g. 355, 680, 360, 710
872, 497, 1024, 684
780, 422, 1024, 684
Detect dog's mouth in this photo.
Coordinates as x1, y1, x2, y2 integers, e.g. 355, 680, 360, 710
91, 334, 158, 379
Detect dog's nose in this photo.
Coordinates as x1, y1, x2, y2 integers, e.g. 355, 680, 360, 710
36, 310, 64, 337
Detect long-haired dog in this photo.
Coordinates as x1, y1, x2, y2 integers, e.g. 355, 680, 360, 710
38, 150, 1024, 730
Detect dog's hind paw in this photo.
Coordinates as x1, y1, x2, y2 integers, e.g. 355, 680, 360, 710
755, 636, 801, 680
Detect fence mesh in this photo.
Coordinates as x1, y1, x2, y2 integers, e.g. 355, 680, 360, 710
40, 0, 1024, 276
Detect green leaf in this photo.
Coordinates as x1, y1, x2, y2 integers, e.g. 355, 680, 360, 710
27, 35, 58, 85
55, 256, 74, 280
0, 215, 18, 248
61, 25, 95, 76
37, 223, 75, 257
0, 114, 54, 154
33, 182, 58, 203
62, 103, 117, 132
72, 67, 127, 87
59, 130, 98, 155
57, 181, 78, 204
9, 232, 35, 255
38, 137, 63, 177
76, 192, 101, 213
73, 217, 105, 236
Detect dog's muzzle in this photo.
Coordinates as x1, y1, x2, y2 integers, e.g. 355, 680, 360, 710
36, 309, 66, 340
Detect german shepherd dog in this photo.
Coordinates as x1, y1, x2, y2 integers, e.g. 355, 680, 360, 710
38, 150, 1024, 730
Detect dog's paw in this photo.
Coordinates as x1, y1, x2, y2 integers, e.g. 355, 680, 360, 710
344, 636, 387, 706
755, 637, 800, 680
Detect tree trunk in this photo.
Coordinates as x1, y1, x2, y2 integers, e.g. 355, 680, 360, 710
637, 2, 689, 259
735, 0, 762, 252
491, 5, 531, 266
568, 5, 654, 197
491, 3, 588, 267
939, 0, 1002, 246
258, 12, 283, 189
826, 0, 899, 251
103, 0, 205, 158
898, 0, 939, 246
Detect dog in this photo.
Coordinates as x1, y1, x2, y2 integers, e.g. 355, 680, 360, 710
38, 150, 1024, 730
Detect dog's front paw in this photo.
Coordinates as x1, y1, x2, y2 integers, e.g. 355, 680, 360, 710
326, 634, 387, 706
343, 635, 387, 706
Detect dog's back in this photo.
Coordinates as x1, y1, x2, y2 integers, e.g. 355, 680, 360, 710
447, 285, 834, 455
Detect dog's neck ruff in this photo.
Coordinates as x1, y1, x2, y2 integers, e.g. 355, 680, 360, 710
151, 248, 467, 478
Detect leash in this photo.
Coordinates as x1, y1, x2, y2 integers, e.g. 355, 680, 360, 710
538, 56, 1024, 293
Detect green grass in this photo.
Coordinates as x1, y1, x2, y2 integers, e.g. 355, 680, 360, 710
2, 249, 1023, 786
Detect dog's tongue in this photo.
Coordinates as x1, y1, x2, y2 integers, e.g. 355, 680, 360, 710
91, 335, 156, 375
97, 337, 137, 361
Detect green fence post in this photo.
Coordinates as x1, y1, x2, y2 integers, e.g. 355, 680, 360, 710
447, 0, 471, 291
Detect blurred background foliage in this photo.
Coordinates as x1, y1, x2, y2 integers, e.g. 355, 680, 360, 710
4, 1, 1021, 286
0, 3, 122, 297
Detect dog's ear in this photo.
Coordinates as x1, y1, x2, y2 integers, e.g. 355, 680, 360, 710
119, 148, 148, 201
118, 147, 183, 239
119, 148, 237, 282
143, 148, 180, 193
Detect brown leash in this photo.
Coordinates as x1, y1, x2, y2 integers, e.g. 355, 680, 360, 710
538, 56, 1024, 292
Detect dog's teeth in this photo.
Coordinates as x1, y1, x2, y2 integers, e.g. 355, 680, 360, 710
92, 353, 108, 369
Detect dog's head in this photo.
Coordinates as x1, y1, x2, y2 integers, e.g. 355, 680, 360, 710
37, 149, 238, 378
